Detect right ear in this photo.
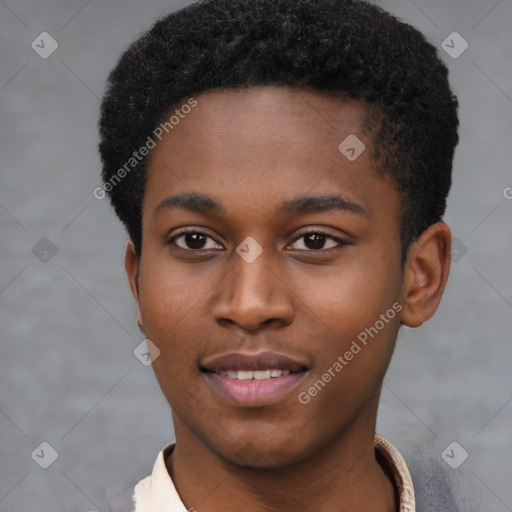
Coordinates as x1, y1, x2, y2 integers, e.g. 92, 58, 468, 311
124, 240, 144, 333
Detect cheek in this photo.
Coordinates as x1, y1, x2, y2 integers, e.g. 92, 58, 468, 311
138, 249, 201, 330
137, 255, 196, 368
136, 250, 224, 385
299, 250, 401, 381
303, 253, 399, 334
138, 265, 204, 409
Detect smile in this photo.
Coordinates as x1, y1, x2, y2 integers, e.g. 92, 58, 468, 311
200, 350, 310, 407
215, 369, 292, 380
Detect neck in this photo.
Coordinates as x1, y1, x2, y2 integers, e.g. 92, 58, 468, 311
166, 402, 397, 512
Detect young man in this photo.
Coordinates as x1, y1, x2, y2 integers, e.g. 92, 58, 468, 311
98, 0, 460, 510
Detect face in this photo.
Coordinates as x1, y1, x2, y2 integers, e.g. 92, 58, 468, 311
129, 86, 407, 468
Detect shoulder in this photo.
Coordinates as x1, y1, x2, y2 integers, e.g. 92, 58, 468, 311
402, 437, 495, 512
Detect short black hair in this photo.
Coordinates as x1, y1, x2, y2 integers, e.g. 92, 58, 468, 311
98, 0, 459, 260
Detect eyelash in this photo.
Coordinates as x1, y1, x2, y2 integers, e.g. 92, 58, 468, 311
167, 228, 348, 253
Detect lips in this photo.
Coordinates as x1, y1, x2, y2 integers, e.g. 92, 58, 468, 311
200, 351, 308, 373
200, 350, 309, 407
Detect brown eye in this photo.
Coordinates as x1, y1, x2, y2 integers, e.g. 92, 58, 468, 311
168, 231, 223, 251
289, 231, 346, 251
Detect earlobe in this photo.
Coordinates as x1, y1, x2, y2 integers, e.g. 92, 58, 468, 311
125, 240, 145, 333
400, 222, 452, 328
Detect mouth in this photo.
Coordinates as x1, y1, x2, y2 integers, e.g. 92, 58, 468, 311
200, 351, 309, 407
212, 368, 295, 380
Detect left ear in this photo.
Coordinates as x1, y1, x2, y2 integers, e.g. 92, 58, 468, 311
400, 222, 452, 328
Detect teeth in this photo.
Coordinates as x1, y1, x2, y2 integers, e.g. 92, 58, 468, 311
216, 369, 293, 380
254, 370, 271, 380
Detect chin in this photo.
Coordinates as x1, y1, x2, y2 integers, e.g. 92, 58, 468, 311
211, 435, 310, 470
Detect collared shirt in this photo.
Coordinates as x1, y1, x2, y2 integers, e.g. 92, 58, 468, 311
132, 434, 415, 512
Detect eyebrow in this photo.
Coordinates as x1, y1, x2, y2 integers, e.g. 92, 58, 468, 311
152, 191, 367, 219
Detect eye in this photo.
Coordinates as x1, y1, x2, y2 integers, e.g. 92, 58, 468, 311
168, 229, 223, 251
167, 228, 348, 252
288, 230, 347, 251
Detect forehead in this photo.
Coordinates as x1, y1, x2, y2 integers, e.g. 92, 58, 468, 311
154, 86, 368, 161
143, 86, 398, 226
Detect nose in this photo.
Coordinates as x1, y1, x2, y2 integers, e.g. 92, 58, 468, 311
211, 248, 295, 332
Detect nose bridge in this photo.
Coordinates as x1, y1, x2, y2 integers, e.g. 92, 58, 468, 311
235, 248, 275, 300
212, 237, 294, 329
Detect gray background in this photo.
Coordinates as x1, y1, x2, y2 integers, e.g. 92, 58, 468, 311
1, 0, 511, 510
